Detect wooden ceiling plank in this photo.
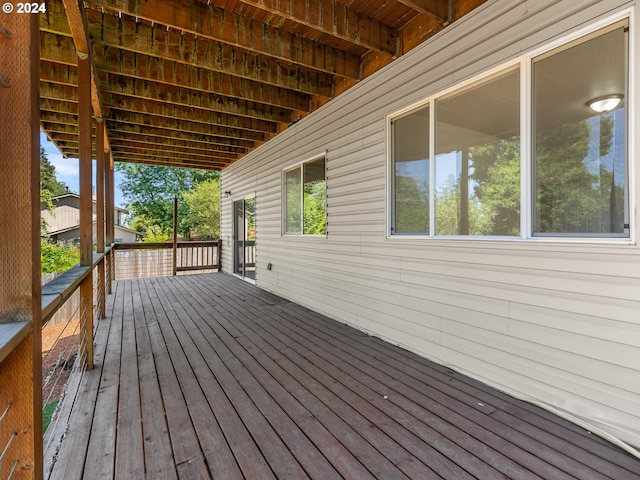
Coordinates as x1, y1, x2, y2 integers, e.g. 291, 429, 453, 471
97, 72, 295, 124
91, 0, 362, 79
238, 0, 397, 55
53, 136, 247, 156
394, 0, 448, 21
111, 145, 237, 161
104, 114, 268, 142
105, 124, 257, 149
110, 138, 247, 155
102, 93, 279, 134
40, 60, 77, 86
40, 0, 73, 35
85, 8, 337, 95
40, 98, 78, 115
93, 43, 314, 112
113, 157, 229, 171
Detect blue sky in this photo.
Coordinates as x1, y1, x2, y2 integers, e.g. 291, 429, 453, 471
40, 131, 126, 208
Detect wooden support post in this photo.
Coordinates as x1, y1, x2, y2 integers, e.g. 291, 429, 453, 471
173, 197, 178, 276
78, 55, 94, 370
96, 121, 106, 319
105, 152, 115, 288
0, 12, 43, 478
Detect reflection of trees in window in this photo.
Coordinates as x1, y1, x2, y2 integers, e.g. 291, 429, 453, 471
304, 179, 326, 234
434, 137, 521, 236
395, 173, 429, 233
285, 169, 302, 233
534, 113, 624, 234
284, 157, 326, 235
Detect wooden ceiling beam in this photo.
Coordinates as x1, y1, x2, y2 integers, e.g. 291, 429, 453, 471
110, 145, 237, 162
91, 0, 363, 79
84, 8, 337, 94
61, 0, 105, 123
51, 135, 248, 157
113, 157, 229, 171
237, 0, 397, 55
107, 127, 256, 150
105, 123, 258, 150
104, 113, 268, 142
105, 111, 267, 142
92, 44, 314, 112
102, 93, 279, 134
42, 33, 311, 115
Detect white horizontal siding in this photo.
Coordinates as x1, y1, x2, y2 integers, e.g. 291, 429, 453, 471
221, 0, 640, 453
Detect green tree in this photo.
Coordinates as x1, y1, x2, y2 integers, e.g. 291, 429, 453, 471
471, 137, 521, 236
41, 240, 79, 274
41, 147, 68, 197
535, 120, 598, 233
394, 175, 429, 234
182, 179, 221, 239
117, 164, 219, 238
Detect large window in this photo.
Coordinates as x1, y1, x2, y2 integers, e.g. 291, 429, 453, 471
389, 20, 629, 240
435, 67, 520, 236
284, 156, 326, 235
533, 22, 628, 236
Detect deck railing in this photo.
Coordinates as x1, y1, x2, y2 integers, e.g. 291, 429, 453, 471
113, 240, 221, 279
0, 245, 112, 479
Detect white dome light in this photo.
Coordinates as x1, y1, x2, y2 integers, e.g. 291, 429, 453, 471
586, 94, 624, 113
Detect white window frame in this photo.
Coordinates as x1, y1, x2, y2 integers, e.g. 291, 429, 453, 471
386, 11, 634, 244
282, 152, 328, 236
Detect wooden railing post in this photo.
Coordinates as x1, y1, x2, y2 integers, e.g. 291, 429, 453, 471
0, 11, 43, 478
173, 197, 178, 276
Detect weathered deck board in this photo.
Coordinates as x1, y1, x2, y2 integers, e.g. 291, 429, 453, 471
48, 273, 640, 480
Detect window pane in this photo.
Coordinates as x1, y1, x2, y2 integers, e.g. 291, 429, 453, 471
285, 167, 301, 233
435, 68, 521, 236
303, 158, 326, 235
533, 24, 628, 235
392, 106, 430, 234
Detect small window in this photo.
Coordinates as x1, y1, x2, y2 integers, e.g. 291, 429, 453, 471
284, 156, 326, 235
391, 105, 430, 234
533, 22, 628, 236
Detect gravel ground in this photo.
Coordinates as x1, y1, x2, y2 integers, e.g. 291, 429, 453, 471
42, 320, 80, 406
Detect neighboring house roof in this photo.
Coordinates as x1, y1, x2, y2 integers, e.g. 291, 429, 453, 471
42, 194, 143, 238
44, 193, 129, 214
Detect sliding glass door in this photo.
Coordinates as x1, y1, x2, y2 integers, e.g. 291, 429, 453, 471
233, 197, 256, 281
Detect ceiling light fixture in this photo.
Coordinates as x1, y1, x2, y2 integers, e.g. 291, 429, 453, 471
586, 94, 624, 113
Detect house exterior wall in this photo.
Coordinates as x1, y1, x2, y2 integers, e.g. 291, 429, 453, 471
220, 0, 640, 452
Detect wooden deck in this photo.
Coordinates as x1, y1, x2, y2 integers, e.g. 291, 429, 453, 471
47, 273, 640, 479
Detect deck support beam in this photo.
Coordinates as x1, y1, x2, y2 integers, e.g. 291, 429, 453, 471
0, 12, 43, 479
96, 121, 106, 319
78, 54, 94, 369
106, 151, 115, 292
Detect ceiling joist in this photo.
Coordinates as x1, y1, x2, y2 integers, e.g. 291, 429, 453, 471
39, 0, 488, 170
